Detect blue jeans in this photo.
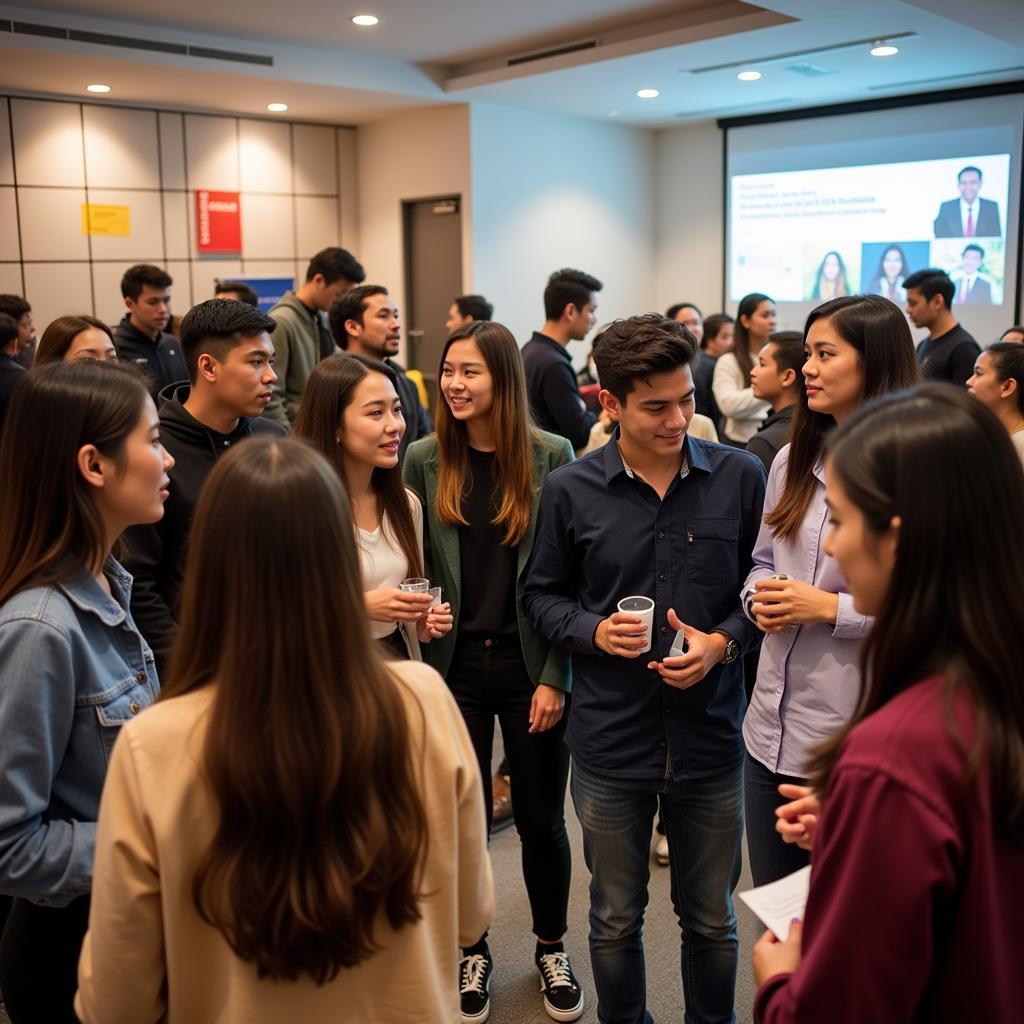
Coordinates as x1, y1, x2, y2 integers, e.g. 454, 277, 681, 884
570, 758, 744, 1024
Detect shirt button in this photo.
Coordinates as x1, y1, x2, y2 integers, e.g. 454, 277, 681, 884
130, 702, 140, 715
658, 530, 666, 539
136, 671, 146, 683
658, 573, 667, 582
660, 625, 668, 633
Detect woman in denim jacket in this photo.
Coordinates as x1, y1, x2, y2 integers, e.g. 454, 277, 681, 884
0, 360, 173, 1023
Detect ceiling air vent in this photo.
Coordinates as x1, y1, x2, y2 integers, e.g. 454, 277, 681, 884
508, 39, 598, 67
787, 63, 837, 77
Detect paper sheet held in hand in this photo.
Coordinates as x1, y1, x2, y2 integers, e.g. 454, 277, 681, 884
737, 865, 811, 942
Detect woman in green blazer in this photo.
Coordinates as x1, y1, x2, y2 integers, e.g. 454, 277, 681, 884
403, 320, 583, 1024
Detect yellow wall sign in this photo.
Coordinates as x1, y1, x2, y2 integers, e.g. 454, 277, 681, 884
81, 204, 131, 237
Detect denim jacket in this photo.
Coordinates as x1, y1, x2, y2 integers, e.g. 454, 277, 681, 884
0, 559, 159, 906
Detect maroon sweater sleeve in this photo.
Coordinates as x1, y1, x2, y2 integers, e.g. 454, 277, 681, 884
754, 764, 961, 1024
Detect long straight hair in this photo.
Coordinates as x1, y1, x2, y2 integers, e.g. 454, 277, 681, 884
733, 292, 773, 385
766, 294, 920, 541
294, 353, 421, 577
0, 360, 148, 605
435, 320, 542, 547
34, 314, 114, 366
161, 437, 429, 982
809, 385, 1024, 841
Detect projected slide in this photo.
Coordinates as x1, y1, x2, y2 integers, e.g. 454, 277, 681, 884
730, 154, 1011, 305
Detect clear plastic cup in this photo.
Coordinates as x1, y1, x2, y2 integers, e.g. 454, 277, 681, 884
399, 578, 430, 593
617, 595, 654, 654
428, 586, 442, 606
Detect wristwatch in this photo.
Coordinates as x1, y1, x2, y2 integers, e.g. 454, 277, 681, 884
711, 629, 740, 664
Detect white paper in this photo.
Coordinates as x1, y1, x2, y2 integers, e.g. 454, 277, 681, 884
737, 865, 811, 941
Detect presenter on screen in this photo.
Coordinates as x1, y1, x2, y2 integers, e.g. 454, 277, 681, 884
933, 166, 1001, 238
809, 251, 850, 301
951, 244, 993, 306
867, 245, 910, 304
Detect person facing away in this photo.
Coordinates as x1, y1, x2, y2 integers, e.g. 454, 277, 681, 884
0, 361, 171, 1024
76, 437, 493, 1024
523, 313, 766, 1024
692, 312, 734, 433
967, 342, 1024, 468
752, 384, 1024, 1024
746, 331, 804, 473
445, 293, 494, 334
264, 247, 365, 428
713, 292, 776, 444
521, 267, 602, 451
329, 284, 432, 463
123, 299, 284, 673
112, 264, 187, 399
403, 320, 582, 1024
0, 293, 36, 368
904, 268, 980, 386
214, 279, 259, 307
742, 295, 921, 889
0, 312, 26, 437
293, 352, 452, 658
34, 315, 117, 366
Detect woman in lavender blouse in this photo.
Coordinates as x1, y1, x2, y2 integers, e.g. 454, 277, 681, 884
741, 295, 920, 886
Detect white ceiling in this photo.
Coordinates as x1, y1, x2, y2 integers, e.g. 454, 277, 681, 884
0, 0, 1021, 127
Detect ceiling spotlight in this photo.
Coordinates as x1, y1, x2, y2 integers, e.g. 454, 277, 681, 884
870, 41, 899, 57
86, 84, 111, 93
267, 103, 289, 112
637, 88, 660, 99
351, 14, 379, 26
737, 70, 762, 81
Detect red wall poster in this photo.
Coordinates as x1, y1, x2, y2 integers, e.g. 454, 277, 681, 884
195, 190, 242, 254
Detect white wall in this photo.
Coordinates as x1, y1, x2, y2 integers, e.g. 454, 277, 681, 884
469, 101, 656, 367
653, 119, 725, 319
356, 104, 472, 362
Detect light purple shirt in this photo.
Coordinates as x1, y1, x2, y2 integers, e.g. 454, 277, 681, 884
741, 446, 872, 776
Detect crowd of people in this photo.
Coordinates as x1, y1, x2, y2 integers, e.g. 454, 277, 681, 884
0, 249, 1022, 1024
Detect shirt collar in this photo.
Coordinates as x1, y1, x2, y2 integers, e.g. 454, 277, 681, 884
601, 427, 709, 484
531, 331, 572, 364
57, 558, 132, 627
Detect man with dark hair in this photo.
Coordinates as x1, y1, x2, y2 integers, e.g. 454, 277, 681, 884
0, 312, 26, 435
445, 294, 494, 333
124, 299, 284, 670
329, 284, 431, 462
214, 279, 260, 307
905, 268, 980, 386
113, 263, 186, 398
952, 244, 993, 305
747, 330, 805, 472
265, 246, 366, 428
933, 165, 1002, 238
521, 268, 602, 450
523, 313, 765, 1024
0, 295, 35, 368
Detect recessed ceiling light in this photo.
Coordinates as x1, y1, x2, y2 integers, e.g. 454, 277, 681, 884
86, 84, 111, 93
352, 14, 379, 26
267, 103, 288, 112
737, 70, 762, 81
870, 41, 899, 57
637, 88, 660, 99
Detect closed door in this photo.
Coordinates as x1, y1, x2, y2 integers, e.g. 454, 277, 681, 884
403, 196, 463, 410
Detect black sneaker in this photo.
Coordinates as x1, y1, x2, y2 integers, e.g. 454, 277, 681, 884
459, 950, 494, 1023
536, 950, 584, 1022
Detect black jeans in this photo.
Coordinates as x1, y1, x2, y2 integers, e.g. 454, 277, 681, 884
447, 635, 571, 941
744, 752, 811, 887
0, 894, 91, 1023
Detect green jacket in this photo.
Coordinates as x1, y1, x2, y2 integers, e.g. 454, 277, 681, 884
402, 430, 573, 691
264, 292, 336, 428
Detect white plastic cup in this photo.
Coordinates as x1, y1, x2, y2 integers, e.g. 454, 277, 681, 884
428, 586, 442, 606
399, 577, 430, 593
617, 595, 655, 654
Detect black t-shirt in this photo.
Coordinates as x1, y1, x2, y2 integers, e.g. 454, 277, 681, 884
916, 323, 980, 387
458, 447, 518, 637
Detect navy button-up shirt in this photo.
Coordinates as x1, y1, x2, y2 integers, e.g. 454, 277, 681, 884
523, 432, 766, 780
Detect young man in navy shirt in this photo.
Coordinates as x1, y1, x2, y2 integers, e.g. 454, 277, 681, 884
524, 314, 766, 1024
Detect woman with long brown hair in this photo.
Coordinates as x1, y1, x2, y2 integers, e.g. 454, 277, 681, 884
713, 292, 776, 444
34, 315, 117, 365
294, 352, 452, 657
752, 385, 1024, 1022
742, 294, 920, 887
0, 361, 171, 1023
403, 320, 581, 1023
76, 436, 492, 1023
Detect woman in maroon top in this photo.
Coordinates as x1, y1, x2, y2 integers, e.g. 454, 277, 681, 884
752, 383, 1024, 1023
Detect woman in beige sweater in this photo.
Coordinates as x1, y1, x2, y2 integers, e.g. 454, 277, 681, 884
76, 437, 493, 1024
